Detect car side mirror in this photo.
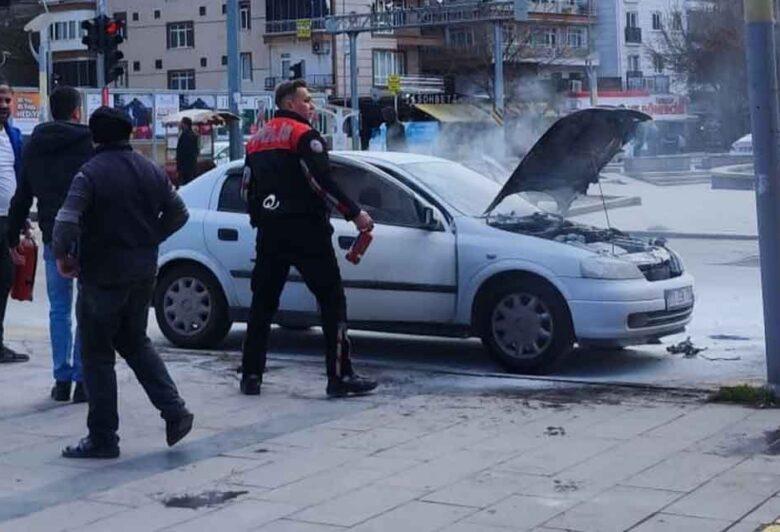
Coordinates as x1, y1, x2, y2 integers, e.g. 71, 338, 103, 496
420, 206, 444, 231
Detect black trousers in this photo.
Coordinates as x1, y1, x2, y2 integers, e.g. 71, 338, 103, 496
242, 218, 353, 380
77, 278, 186, 444
0, 217, 14, 347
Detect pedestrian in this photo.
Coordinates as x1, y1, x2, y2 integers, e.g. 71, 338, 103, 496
382, 107, 407, 152
0, 76, 29, 364
175, 116, 199, 186
7, 86, 93, 401
241, 79, 378, 398
53, 107, 193, 458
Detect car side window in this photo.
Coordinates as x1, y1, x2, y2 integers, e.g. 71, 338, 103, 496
218, 171, 247, 213
330, 164, 423, 227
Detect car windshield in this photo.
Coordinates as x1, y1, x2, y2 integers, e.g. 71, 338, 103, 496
402, 161, 539, 218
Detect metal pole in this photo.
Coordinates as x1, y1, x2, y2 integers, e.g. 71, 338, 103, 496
493, 21, 505, 117
744, 0, 780, 394
348, 32, 360, 150
226, 0, 242, 160
38, 21, 50, 122
96, 0, 106, 88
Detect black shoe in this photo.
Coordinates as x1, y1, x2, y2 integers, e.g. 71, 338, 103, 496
166, 410, 194, 447
72, 382, 88, 404
0, 346, 29, 363
62, 436, 120, 459
240, 374, 261, 396
51, 381, 71, 402
326, 374, 378, 398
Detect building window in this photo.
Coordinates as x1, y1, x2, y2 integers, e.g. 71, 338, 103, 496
154, 9, 160, 19
628, 55, 641, 72
672, 11, 683, 31
113, 12, 128, 39
449, 28, 474, 48
265, 0, 329, 21
222, 55, 228, 65
567, 27, 585, 48
241, 52, 253, 80
167, 22, 194, 49
155, 59, 163, 69
240, 1, 251, 29
653, 54, 664, 74
132, 12, 139, 22
539, 28, 558, 48
133, 61, 140, 71
199, 6, 206, 16
50, 21, 79, 41
168, 69, 196, 90
222, 3, 226, 15
52, 60, 96, 87
652, 12, 662, 30
372, 49, 405, 87
201, 57, 207, 67
626, 11, 638, 28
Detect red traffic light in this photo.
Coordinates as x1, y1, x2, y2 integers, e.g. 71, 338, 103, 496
106, 20, 122, 36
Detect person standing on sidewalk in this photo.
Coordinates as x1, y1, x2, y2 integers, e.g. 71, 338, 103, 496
7, 86, 93, 400
0, 76, 29, 364
240, 79, 378, 398
53, 107, 193, 458
175, 116, 199, 186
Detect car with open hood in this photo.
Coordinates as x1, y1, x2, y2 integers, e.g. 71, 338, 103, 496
154, 108, 694, 373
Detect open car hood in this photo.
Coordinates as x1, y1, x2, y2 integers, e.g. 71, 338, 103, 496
485, 108, 652, 214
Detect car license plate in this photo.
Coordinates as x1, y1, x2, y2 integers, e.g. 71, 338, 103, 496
665, 286, 694, 310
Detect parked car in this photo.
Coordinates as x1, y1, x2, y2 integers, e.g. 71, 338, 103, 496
154, 109, 694, 374
729, 134, 753, 156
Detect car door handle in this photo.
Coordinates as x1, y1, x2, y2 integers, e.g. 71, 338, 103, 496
338, 236, 355, 250
218, 228, 239, 241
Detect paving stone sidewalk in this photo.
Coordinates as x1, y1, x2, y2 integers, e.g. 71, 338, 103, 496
0, 339, 778, 532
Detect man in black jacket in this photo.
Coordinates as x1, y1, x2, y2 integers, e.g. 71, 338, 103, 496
53, 107, 193, 459
241, 79, 377, 398
8, 86, 93, 403
175, 116, 199, 186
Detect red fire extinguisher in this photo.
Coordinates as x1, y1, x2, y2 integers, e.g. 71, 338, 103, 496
346, 230, 373, 265
11, 234, 38, 302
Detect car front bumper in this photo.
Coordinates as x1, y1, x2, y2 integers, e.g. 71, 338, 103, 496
565, 272, 695, 346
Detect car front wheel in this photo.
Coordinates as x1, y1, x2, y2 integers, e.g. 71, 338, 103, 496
154, 264, 232, 349
478, 278, 574, 374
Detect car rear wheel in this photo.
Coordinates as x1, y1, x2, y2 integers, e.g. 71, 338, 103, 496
478, 278, 574, 374
154, 264, 232, 349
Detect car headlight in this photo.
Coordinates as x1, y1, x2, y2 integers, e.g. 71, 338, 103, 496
668, 248, 685, 274
580, 256, 644, 280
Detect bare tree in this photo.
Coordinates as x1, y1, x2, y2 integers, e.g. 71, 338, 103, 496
647, 0, 748, 149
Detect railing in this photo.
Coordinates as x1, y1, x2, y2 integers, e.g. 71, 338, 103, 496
265, 18, 326, 35
624, 26, 642, 44
626, 74, 671, 93
530, 0, 593, 16
264, 74, 335, 90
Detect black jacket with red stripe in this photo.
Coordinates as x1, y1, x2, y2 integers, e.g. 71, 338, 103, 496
242, 110, 360, 227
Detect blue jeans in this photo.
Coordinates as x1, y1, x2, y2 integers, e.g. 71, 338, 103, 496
44, 244, 82, 383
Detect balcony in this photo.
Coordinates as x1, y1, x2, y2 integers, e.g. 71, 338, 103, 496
626, 74, 671, 94
264, 18, 326, 36
531, 0, 592, 16
264, 74, 334, 91
625, 27, 642, 44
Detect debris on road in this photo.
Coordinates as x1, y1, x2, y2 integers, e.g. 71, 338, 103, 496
667, 337, 707, 358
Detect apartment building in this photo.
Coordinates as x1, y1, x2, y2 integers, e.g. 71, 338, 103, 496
109, 0, 426, 98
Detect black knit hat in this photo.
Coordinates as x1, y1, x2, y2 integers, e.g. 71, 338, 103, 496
89, 106, 133, 144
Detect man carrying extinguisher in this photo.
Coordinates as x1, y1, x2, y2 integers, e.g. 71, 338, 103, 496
0, 76, 29, 364
7, 86, 93, 402
241, 79, 377, 397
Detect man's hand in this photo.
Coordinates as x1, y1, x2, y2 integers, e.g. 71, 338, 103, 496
9, 247, 25, 267
353, 210, 374, 233
56, 257, 79, 279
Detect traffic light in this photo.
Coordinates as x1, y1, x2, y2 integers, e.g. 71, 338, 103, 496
103, 16, 125, 85
289, 61, 304, 80
81, 18, 100, 51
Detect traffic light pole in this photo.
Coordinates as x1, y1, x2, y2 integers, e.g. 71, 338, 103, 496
744, 0, 780, 394
226, 0, 243, 161
348, 32, 360, 151
96, 0, 106, 89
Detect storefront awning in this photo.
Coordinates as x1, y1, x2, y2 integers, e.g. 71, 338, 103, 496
414, 103, 497, 124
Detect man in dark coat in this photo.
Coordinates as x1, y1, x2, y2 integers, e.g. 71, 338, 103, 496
8, 86, 93, 401
175, 116, 199, 186
53, 107, 193, 458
